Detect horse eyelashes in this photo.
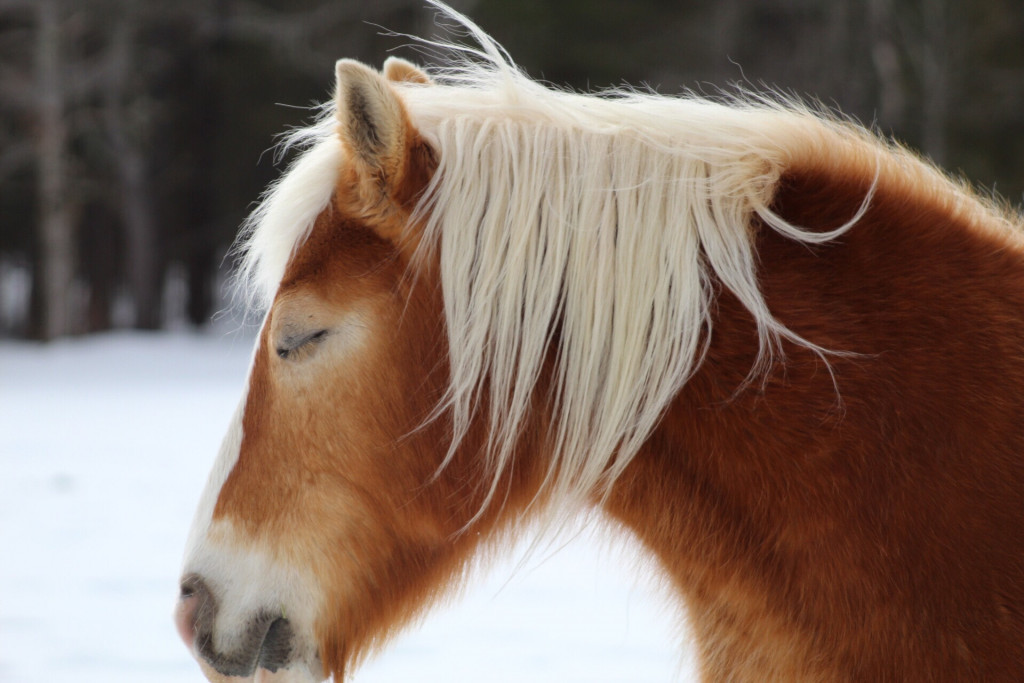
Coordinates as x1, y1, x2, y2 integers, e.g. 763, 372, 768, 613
276, 329, 329, 360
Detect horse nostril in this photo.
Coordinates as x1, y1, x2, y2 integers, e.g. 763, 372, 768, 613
257, 617, 296, 673
175, 574, 213, 650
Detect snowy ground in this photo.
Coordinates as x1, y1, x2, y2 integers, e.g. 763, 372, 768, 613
0, 331, 697, 682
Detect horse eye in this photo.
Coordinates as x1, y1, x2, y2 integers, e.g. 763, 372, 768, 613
276, 329, 329, 360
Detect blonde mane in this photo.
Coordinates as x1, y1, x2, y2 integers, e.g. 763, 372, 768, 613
236, 2, 889, 518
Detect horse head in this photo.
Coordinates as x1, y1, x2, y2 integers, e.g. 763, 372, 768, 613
175, 57, 551, 682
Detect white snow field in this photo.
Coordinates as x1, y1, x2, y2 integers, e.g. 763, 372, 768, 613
0, 331, 697, 682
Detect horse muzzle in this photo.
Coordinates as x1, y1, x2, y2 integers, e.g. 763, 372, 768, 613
175, 574, 324, 683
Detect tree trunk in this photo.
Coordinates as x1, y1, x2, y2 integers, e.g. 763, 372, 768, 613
920, 0, 950, 164
34, 0, 76, 340
868, 0, 906, 135
105, 12, 162, 330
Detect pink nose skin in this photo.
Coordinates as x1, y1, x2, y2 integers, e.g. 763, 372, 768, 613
175, 576, 209, 651
175, 589, 199, 650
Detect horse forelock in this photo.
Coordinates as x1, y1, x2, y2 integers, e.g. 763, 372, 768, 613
234, 121, 343, 313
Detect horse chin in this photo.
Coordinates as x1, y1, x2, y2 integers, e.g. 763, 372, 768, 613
252, 661, 325, 683
255, 670, 321, 683
195, 658, 326, 683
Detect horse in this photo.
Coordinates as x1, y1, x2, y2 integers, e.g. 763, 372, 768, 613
174, 4, 1024, 681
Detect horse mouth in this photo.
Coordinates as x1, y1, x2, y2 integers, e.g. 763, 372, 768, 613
193, 611, 301, 680
192, 620, 324, 683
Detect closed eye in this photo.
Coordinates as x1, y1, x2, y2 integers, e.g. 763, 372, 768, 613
276, 329, 329, 360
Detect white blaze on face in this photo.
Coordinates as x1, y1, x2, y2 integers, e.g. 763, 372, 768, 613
183, 328, 263, 567
180, 334, 326, 681
183, 383, 247, 562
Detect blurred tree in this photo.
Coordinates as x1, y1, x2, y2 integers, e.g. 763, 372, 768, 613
32, 0, 75, 340
0, 0, 426, 338
104, 2, 162, 329
0, 0, 107, 339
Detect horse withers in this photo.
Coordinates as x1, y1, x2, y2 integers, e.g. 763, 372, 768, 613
174, 4, 1024, 681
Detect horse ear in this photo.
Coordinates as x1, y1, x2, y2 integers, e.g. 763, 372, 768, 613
334, 58, 411, 190
382, 56, 432, 85
334, 59, 435, 249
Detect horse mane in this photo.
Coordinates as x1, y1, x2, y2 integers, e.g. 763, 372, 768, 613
234, 2, 1017, 522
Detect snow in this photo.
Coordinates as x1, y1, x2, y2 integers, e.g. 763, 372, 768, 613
0, 331, 697, 682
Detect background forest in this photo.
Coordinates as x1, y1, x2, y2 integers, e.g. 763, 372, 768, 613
2, 0, 1023, 340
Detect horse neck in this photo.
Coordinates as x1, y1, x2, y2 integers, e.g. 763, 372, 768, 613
599, 163, 1024, 680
